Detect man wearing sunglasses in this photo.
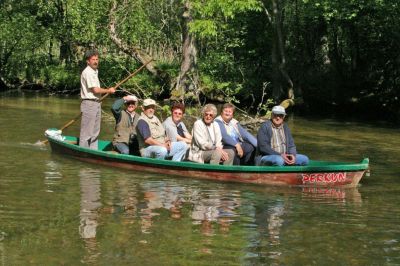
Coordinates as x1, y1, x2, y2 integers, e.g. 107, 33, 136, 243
255, 105, 309, 166
163, 102, 192, 144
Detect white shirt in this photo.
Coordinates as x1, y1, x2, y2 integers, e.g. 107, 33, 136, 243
80, 66, 101, 100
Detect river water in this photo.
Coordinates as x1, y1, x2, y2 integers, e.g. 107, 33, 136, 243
1, 93, 399, 265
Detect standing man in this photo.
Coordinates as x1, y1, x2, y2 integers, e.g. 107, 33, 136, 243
111, 95, 140, 155
136, 98, 187, 161
79, 50, 115, 149
255, 105, 309, 166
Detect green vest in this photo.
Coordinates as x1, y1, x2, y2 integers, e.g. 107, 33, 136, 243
113, 111, 139, 145
137, 113, 166, 151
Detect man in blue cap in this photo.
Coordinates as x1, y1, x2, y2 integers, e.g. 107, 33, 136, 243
255, 105, 309, 166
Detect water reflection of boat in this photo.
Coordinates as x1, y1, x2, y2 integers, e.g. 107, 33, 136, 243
246, 185, 362, 203
301, 187, 362, 203
46, 134, 369, 188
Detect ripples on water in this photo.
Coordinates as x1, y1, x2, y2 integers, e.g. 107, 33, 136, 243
1, 95, 400, 265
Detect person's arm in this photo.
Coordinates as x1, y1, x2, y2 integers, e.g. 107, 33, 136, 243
179, 123, 192, 143
111, 98, 125, 121
257, 122, 280, 156
215, 120, 238, 147
238, 124, 257, 147
214, 122, 224, 149
215, 120, 244, 157
83, 69, 116, 95
284, 124, 297, 155
213, 123, 232, 161
92, 87, 115, 94
163, 118, 178, 142
138, 120, 169, 149
176, 134, 191, 144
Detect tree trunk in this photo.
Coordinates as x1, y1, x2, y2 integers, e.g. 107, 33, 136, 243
59, 41, 72, 64
271, 34, 283, 101
0, 76, 8, 91
264, 0, 294, 102
173, 0, 200, 103
55, 0, 73, 64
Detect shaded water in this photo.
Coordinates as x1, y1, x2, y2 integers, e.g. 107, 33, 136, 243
1, 94, 399, 265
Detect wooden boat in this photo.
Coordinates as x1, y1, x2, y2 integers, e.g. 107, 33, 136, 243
46, 134, 369, 188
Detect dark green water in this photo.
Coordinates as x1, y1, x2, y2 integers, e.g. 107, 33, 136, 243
1, 94, 399, 265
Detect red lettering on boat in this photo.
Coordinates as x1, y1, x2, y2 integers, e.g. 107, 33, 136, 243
302, 174, 310, 182
337, 172, 346, 182
302, 172, 347, 183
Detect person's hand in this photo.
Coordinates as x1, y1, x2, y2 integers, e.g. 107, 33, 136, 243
108, 87, 116, 94
164, 139, 171, 151
282, 154, 295, 165
217, 147, 229, 161
235, 143, 244, 158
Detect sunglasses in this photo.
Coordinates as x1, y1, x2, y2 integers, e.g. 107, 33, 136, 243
273, 114, 285, 118
204, 113, 214, 118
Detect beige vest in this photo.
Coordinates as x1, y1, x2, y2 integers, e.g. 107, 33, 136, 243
137, 113, 166, 152
112, 111, 139, 145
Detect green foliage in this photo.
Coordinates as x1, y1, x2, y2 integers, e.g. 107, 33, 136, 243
190, 0, 262, 39
41, 64, 79, 90
256, 98, 275, 117
1, 0, 399, 120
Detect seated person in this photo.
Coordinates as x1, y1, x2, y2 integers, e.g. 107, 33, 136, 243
136, 98, 187, 161
163, 102, 192, 144
255, 105, 309, 166
188, 104, 234, 165
215, 103, 257, 165
111, 95, 140, 155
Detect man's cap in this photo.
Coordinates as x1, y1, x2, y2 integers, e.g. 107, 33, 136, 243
125, 95, 138, 103
271, 105, 286, 115
142, 98, 157, 107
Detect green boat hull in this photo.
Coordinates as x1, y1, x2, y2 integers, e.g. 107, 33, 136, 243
47, 135, 369, 188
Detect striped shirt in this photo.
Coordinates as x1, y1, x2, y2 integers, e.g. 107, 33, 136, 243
271, 124, 286, 154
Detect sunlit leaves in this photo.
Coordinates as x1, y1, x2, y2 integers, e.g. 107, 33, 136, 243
189, 0, 262, 38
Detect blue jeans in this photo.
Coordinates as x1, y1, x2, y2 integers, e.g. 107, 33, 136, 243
114, 142, 130, 154
114, 139, 140, 155
142, 141, 187, 161
258, 154, 309, 166
224, 141, 255, 165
